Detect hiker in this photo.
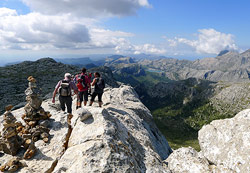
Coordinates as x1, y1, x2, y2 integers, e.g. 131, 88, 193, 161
52, 73, 78, 115
89, 72, 105, 107
74, 68, 91, 108
87, 72, 93, 96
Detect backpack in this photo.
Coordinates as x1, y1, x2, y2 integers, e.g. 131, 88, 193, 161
59, 80, 71, 96
76, 74, 87, 90
96, 78, 105, 90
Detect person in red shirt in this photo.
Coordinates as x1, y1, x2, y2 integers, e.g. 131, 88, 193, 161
74, 68, 91, 108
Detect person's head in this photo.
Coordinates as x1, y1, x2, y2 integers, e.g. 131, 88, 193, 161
94, 72, 101, 78
64, 73, 71, 80
82, 67, 87, 74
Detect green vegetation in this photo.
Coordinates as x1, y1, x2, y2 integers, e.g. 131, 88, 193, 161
114, 71, 170, 87
135, 71, 170, 86
113, 68, 242, 151
153, 116, 200, 151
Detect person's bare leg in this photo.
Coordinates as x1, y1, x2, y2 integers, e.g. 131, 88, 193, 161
84, 101, 87, 106
98, 102, 102, 107
89, 101, 93, 106
77, 101, 82, 109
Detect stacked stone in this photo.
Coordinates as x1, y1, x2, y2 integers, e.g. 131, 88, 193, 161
0, 105, 22, 156
20, 76, 51, 144
0, 157, 27, 172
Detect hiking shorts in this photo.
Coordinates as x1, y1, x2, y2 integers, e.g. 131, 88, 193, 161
78, 91, 88, 102
91, 92, 103, 102
59, 96, 72, 113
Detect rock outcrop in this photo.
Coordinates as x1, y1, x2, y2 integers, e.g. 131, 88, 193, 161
198, 109, 250, 172
165, 109, 250, 173
166, 147, 211, 173
0, 85, 172, 172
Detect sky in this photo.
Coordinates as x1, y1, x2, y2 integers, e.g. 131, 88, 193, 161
0, 0, 249, 63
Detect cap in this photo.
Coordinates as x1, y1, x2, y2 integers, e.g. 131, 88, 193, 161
64, 73, 71, 79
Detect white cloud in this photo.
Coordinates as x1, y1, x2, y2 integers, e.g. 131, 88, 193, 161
21, 0, 150, 17
115, 41, 166, 55
167, 29, 238, 54
0, 10, 91, 50
89, 28, 134, 48
0, 7, 160, 55
133, 44, 166, 54
0, 7, 17, 17
0, 4, 164, 56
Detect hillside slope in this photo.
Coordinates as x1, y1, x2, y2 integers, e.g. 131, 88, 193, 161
0, 58, 80, 113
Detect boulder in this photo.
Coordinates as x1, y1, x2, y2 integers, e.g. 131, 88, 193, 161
166, 147, 210, 173
76, 108, 92, 122
198, 109, 250, 172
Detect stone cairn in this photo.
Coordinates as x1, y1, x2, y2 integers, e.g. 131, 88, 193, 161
20, 76, 51, 144
0, 105, 22, 156
0, 76, 52, 167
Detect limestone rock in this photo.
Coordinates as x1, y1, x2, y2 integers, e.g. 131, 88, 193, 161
198, 109, 250, 172
166, 147, 210, 173
76, 108, 92, 122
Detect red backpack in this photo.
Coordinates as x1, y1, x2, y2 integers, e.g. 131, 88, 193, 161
76, 74, 87, 90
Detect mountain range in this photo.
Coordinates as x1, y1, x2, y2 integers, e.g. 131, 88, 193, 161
139, 49, 250, 82
0, 50, 250, 150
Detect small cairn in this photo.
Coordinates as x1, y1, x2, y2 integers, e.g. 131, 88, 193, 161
0, 105, 22, 156
0, 157, 27, 172
19, 76, 51, 144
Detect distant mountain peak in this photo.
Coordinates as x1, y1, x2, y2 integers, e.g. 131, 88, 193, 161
218, 50, 230, 56
37, 57, 57, 63
241, 49, 250, 54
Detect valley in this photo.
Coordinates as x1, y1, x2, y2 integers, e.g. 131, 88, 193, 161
104, 50, 250, 150
1, 51, 250, 151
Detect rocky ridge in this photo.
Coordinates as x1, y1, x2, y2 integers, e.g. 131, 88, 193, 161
0, 84, 172, 172
139, 49, 250, 82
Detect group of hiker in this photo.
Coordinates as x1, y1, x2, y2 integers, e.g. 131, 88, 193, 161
52, 68, 105, 114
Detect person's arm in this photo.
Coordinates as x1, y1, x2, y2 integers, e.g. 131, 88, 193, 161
52, 81, 60, 103
70, 81, 78, 95
91, 78, 97, 86
86, 76, 91, 88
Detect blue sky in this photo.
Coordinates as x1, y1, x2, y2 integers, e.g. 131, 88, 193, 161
0, 0, 249, 63
106, 0, 249, 43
